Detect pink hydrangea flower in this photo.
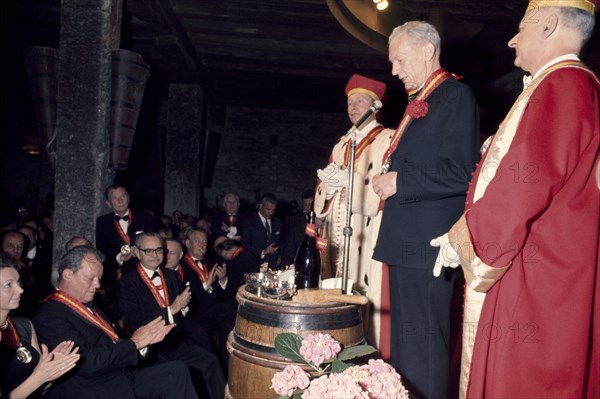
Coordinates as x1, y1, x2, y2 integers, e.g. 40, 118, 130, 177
270, 365, 310, 397
360, 372, 409, 399
343, 360, 409, 399
302, 373, 369, 399
364, 359, 398, 375
299, 333, 341, 367
344, 365, 371, 381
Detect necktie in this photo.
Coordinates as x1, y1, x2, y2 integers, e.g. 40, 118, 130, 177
407, 85, 423, 102
152, 273, 165, 299
84, 301, 95, 315
195, 259, 204, 270
265, 220, 272, 242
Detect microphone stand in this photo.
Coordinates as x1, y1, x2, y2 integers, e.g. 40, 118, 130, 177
340, 127, 357, 295
339, 100, 381, 295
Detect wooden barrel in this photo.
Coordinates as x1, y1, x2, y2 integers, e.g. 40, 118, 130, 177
22, 46, 59, 154
109, 49, 149, 170
227, 287, 365, 399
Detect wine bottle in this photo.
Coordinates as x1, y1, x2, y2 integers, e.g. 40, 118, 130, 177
294, 211, 322, 289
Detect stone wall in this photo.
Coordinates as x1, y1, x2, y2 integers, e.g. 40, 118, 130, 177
204, 105, 348, 210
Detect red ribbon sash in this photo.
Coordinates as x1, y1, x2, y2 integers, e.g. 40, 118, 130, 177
0, 317, 21, 349
136, 264, 170, 308
343, 125, 385, 166
113, 213, 132, 245
231, 247, 243, 260
176, 265, 185, 285
46, 290, 120, 342
381, 68, 457, 170
228, 214, 237, 225
184, 254, 209, 283
305, 223, 328, 254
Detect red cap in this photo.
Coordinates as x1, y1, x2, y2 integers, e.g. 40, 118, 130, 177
345, 74, 386, 101
527, 0, 598, 14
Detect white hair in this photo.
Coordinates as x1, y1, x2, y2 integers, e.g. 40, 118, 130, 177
557, 7, 595, 42
389, 21, 441, 54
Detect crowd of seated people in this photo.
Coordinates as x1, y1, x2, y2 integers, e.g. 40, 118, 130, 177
0, 184, 313, 397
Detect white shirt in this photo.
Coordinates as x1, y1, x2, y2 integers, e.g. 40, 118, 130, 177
140, 265, 175, 324
523, 54, 580, 88
116, 211, 130, 232
354, 120, 381, 143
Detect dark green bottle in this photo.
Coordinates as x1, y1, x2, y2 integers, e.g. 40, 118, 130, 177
294, 211, 321, 289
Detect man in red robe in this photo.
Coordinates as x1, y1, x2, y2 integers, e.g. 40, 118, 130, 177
434, 1, 600, 397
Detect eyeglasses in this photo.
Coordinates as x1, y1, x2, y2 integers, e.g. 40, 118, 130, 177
138, 247, 164, 256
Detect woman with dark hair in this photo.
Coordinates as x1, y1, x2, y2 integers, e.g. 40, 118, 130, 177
0, 252, 79, 398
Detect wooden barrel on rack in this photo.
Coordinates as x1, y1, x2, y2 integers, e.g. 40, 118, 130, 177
109, 49, 149, 170
227, 286, 365, 399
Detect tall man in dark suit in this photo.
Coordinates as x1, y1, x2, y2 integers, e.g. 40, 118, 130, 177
281, 189, 314, 267
371, 21, 480, 399
32, 245, 198, 399
240, 192, 282, 269
95, 184, 156, 276
115, 232, 226, 399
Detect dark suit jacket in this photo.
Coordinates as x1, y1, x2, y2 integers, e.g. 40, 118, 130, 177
95, 209, 156, 272
32, 299, 141, 399
115, 268, 190, 353
117, 269, 212, 360
210, 211, 245, 239
115, 267, 225, 399
281, 212, 307, 266
240, 213, 282, 269
179, 255, 229, 315
222, 248, 260, 300
178, 254, 237, 356
373, 78, 480, 269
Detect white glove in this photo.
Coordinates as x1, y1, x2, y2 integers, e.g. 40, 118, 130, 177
226, 226, 238, 239
317, 163, 340, 184
327, 168, 349, 190
430, 233, 460, 277
317, 163, 348, 199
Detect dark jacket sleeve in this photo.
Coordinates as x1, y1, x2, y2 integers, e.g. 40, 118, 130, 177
240, 215, 262, 260
116, 274, 169, 335
32, 302, 139, 379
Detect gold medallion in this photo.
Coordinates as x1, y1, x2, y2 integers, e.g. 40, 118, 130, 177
381, 159, 391, 174
120, 245, 131, 255
16, 345, 32, 364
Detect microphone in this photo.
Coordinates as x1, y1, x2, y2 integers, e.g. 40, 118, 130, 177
347, 100, 383, 135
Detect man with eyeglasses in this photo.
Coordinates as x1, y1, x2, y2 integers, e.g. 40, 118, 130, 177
116, 231, 225, 399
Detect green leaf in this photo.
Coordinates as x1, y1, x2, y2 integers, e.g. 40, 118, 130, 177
331, 358, 350, 373
336, 344, 377, 361
274, 333, 306, 363
291, 391, 304, 399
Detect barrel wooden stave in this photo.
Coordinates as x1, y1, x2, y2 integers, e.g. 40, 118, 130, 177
228, 287, 365, 399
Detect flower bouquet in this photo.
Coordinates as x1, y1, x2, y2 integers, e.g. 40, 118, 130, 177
270, 333, 409, 399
